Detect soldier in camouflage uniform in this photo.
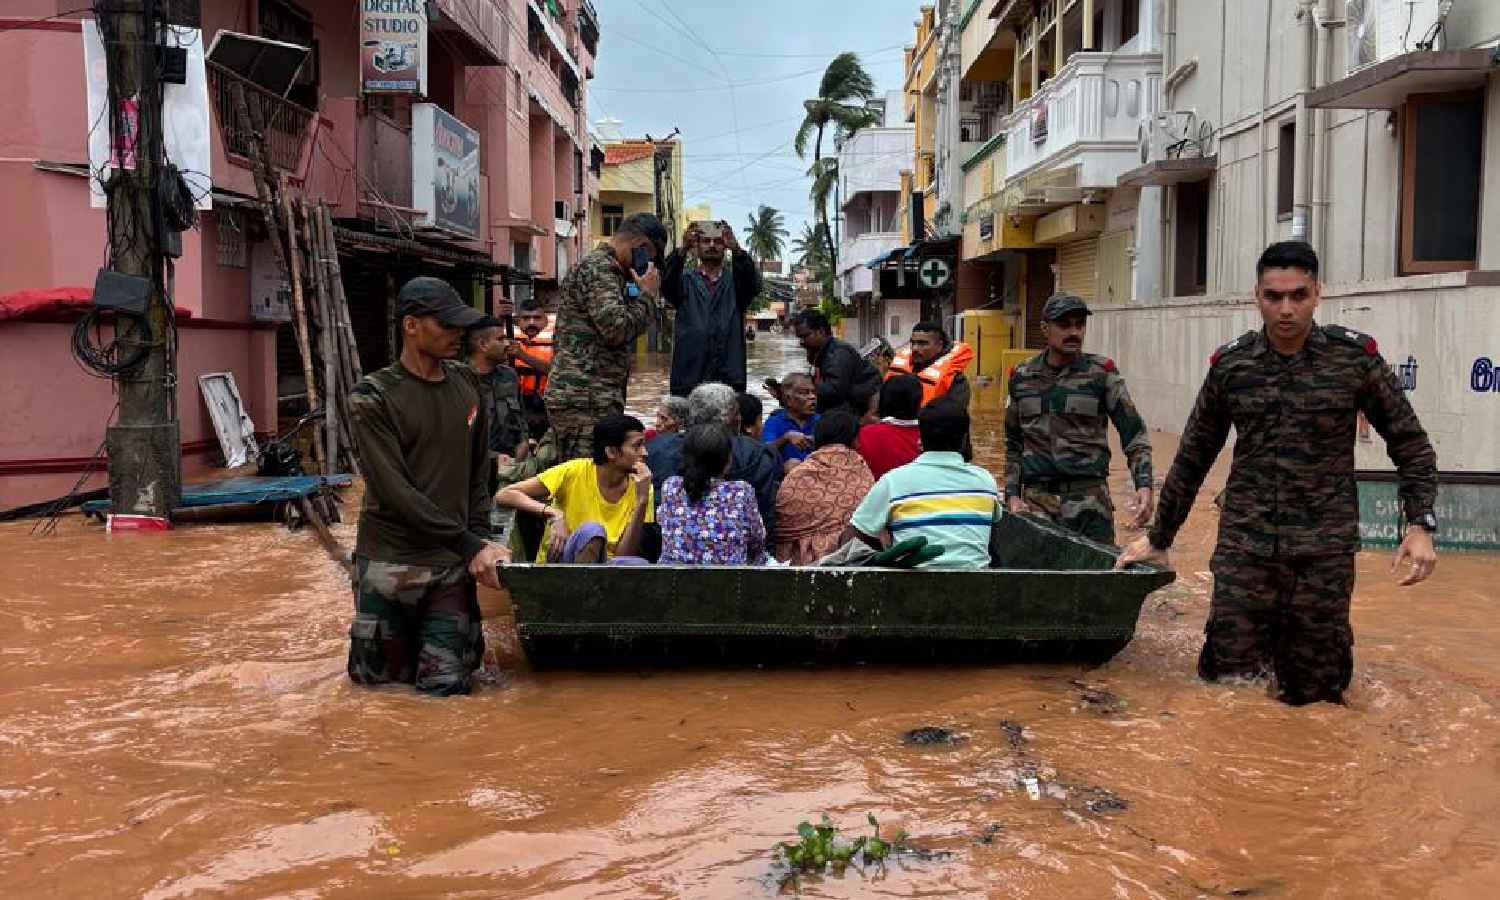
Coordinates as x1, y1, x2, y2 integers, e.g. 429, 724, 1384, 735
544, 213, 668, 460
1004, 292, 1154, 544
346, 278, 510, 696
1118, 242, 1438, 706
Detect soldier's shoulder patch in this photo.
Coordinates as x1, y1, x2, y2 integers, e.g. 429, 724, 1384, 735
1324, 323, 1379, 355
1210, 331, 1256, 366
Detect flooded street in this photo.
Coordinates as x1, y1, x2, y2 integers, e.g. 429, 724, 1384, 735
3, 334, 1500, 898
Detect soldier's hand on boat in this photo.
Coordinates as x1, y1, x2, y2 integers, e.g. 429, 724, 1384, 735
1392, 526, 1437, 586
631, 262, 661, 300
1007, 496, 1030, 516
469, 541, 511, 589
1113, 535, 1169, 570
1129, 487, 1155, 528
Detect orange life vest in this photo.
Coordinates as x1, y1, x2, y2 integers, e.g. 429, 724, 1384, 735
514, 315, 555, 397
886, 341, 975, 407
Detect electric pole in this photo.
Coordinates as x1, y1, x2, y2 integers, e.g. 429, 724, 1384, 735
100, 1, 182, 521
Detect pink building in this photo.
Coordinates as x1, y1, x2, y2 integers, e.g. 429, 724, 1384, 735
0, 1, 600, 510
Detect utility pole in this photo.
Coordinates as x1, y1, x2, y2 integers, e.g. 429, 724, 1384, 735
101, 2, 182, 521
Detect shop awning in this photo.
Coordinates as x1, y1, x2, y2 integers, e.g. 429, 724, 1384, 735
865, 246, 911, 269
1308, 48, 1499, 110
1116, 155, 1218, 189
207, 30, 308, 98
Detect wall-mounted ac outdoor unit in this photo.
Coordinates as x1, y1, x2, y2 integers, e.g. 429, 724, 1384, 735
1348, 0, 1449, 74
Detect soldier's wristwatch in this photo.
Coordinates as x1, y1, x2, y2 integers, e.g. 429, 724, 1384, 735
1409, 513, 1438, 534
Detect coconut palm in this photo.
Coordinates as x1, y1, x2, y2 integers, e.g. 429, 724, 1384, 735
744, 205, 789, 265
790, 222, 829, 273
794, 52, 881, 275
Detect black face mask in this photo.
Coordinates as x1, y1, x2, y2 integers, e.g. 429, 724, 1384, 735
630, 246, 653, 276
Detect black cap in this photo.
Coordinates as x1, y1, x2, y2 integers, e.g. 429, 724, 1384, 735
1042, 292, 1091, 321
397, 276, 484, 328
470, 314, 502, 330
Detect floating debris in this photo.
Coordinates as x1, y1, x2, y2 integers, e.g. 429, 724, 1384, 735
1070, 679, 1128, 715
974, 823, 1003, 844
903, 726, 967, 745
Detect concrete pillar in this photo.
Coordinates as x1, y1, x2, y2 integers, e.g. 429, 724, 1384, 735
1053, 4, 1064, 75
1030, 19, 1041, 92
1083, 0, 1095, 50
1133, 186, 1163, 303
529, 115, 555, 278
1013, 27, 1024, 100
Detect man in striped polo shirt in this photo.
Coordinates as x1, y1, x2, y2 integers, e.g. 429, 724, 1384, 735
846, 400, 1001, 568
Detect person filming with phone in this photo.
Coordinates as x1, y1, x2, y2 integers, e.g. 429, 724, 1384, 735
544, 212, 667, 461
662, 220, 763, 396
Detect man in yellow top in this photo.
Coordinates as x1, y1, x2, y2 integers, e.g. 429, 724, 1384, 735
886, 322, 973, 409
497, 413, 654, 563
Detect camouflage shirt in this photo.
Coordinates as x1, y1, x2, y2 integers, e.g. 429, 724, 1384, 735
1004, 351, 1153, 496
1148, 324, 1438, 556
544, 246, 654, 433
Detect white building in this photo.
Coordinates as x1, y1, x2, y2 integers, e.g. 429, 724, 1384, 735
838, 94, 916, 348
1091, 0, 1500, 478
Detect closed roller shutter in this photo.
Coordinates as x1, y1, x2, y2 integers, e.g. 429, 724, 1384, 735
1056, 238, 1099, 303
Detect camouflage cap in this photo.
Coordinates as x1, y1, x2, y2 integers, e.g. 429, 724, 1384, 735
1043, 292, 1091, 321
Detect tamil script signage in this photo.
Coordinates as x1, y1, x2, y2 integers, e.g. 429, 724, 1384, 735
360, 0, 427, 94
1358, 476, 1500, 552
412, 104, 481, 239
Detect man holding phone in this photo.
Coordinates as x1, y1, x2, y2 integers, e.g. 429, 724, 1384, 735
544, 212, 667, 461
662, 220, 763, 396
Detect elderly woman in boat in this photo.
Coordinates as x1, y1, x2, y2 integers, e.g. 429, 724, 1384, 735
656, 423, 769, 566
773, 410, 875, 565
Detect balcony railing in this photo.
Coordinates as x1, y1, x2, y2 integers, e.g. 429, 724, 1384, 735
208, 61, 315, 172
1000, 51, 1160, 189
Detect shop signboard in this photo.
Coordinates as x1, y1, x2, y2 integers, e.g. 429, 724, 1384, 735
361, 0, 426, 94
412, 104, 481, 239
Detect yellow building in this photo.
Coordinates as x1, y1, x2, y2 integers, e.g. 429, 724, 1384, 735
900, 6, 939, 241
590, 138, 686, 251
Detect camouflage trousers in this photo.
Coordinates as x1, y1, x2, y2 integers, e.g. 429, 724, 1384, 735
1201, 548, 1356, 706
347, 557, 484, 696
1023, 480, 1115, 544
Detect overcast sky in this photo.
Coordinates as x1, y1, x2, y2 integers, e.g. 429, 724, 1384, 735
590, 0, 920, 254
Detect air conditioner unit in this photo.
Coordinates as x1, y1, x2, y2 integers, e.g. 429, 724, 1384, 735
1348, 0, 1448, 74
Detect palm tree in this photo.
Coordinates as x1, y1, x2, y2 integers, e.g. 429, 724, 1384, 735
790, 222, 828, 273
744, 205, 789, 265
794, 52, 880, 275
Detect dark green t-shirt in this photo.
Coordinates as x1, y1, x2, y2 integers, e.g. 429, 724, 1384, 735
349, 360, 492, 566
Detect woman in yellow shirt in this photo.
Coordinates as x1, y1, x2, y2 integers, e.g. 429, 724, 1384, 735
497, 414, 653, 563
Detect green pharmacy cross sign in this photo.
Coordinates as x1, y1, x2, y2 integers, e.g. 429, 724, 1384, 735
918, 258, 952, 289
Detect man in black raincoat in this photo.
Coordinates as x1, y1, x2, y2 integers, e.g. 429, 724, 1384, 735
662, 220, 763, 396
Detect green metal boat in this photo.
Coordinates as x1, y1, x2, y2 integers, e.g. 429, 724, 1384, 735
499, 514, 1175, 667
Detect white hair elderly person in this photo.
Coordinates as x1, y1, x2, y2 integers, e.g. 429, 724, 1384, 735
645, 382, 783, 534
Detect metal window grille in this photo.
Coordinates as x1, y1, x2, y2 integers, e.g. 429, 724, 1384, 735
216, 207, 247, 268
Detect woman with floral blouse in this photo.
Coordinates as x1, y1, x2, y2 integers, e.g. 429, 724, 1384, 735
656, 423, 769, 566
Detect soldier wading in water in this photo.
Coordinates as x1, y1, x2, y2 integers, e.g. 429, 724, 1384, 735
1117, 241, 1439, 706
1005, 291, 1154, 543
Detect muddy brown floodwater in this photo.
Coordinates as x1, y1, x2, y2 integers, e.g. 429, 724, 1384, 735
4, 334, 1500, 898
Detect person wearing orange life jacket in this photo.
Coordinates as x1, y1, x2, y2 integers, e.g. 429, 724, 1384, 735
509, 301, 555, 398
886, 322, 974, 410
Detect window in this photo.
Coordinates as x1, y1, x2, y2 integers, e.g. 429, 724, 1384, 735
1401, 90, 1484, 274
1276, 120, 1296, 220
889, 315, 902, 336
1119, 0, 1140, 46
602, 203, 624, 236
1174, 180, 1211, 296
216, 208, 247, 268
258, 0, 318, 109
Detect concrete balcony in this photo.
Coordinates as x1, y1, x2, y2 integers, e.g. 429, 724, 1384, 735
999, 51, 1159, 191
840, 231, 903, 296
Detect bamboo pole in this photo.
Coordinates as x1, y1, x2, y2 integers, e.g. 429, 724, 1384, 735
302, 199, 339, 473
320, 203, 363, 382
279, 178, 324, 470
